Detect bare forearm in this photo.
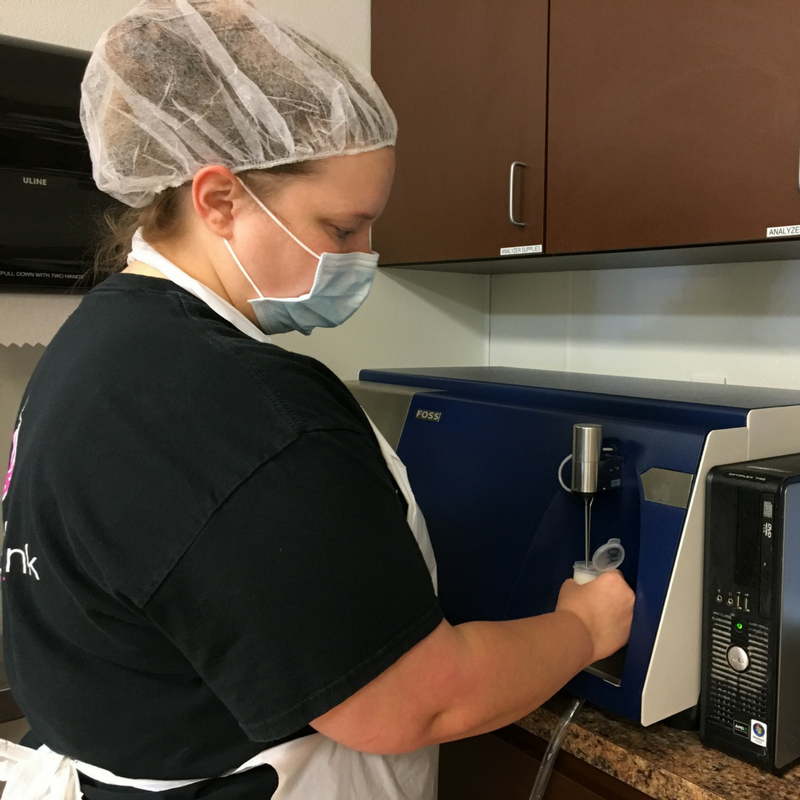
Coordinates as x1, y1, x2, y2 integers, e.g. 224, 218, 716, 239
312, 611, 594, 754
313, 572, 634, 754
428, 611, 594, 744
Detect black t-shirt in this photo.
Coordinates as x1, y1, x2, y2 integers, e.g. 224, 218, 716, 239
1, 274, 442, 795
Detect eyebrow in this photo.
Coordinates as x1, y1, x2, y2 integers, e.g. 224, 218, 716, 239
326, 212, 378, 225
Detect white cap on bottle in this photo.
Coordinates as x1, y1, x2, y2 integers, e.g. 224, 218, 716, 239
573, 538, 626, 585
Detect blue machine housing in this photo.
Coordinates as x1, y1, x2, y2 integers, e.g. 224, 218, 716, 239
358, 367, 800, 724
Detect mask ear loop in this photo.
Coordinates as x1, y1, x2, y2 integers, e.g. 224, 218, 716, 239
222, 238, 265, 299
237, 177, 321, 259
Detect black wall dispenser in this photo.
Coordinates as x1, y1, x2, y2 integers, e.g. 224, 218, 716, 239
0, 35, 120, 291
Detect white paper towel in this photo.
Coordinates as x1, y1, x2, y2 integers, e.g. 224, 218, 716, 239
0, 294, 82, 346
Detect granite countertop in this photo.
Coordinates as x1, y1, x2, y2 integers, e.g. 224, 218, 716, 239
517, 695, 800, 800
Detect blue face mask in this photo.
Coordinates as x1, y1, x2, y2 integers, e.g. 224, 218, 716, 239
222, 179, 379, 336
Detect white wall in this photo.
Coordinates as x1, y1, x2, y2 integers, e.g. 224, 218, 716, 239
0, 0, 370, 62
489, 260, 800, 390
274, 243, 800, 392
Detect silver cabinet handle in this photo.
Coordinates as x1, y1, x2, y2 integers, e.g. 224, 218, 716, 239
509, 161, 527, 227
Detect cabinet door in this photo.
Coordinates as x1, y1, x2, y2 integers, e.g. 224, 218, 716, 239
371, 0, 548, 264
546, 1, 800, 253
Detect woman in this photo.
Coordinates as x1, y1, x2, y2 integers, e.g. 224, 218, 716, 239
0, 1, 634, 798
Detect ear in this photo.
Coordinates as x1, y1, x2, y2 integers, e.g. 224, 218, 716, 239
191, 165, 244, 238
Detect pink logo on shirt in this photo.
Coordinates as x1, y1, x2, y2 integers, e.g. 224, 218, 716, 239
3, 407, 24, 502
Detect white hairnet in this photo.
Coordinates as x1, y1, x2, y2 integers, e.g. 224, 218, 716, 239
80, 0, 397, 207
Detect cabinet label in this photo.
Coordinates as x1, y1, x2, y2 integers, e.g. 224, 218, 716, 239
767, 225, 800, 238
500, 245, 543, 256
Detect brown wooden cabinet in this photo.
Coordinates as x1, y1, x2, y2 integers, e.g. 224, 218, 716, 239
438, 726, 651, 800
371, 0, 548, 264
371, 1, 800, 267
546, 0, 800, 254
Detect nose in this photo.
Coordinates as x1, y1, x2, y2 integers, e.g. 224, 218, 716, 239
348, 228, 373, 254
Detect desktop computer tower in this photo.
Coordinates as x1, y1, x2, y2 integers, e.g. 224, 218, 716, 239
701, 453, 800, 773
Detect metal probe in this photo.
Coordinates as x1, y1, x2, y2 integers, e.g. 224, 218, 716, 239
584, 497, 594, 565
571, 423, 603, 563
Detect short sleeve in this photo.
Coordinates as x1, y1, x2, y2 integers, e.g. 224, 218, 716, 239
144, 428, 443, 743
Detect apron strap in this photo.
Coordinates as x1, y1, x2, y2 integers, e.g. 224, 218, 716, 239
365, 417, 438, 593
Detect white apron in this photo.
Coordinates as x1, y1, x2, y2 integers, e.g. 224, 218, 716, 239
0, 236, 439, 800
